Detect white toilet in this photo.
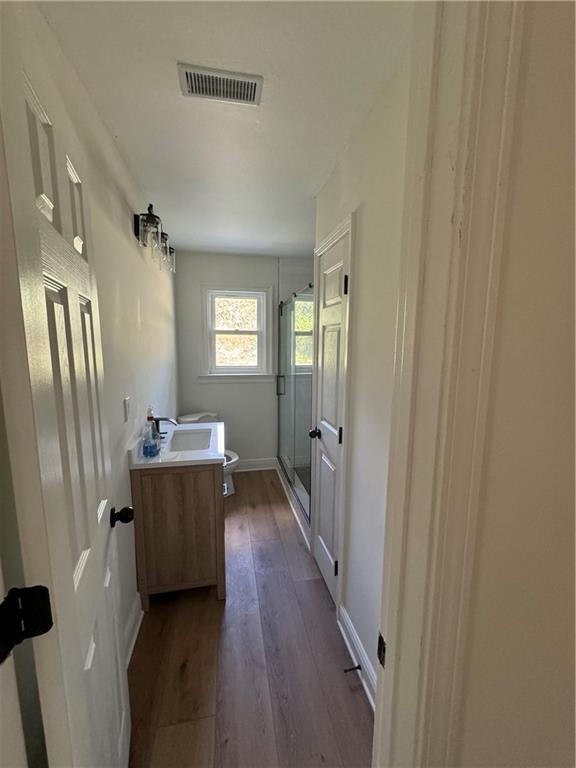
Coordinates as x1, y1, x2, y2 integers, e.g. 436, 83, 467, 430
177, 412, 240, 496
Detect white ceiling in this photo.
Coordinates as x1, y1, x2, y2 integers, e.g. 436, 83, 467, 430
40, 2, 411, 256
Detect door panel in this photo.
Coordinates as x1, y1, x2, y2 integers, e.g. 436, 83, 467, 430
320, 325, 340, 430
46, 287, 90, 558
318, 452, 337, 560
323, 263, 343, 306
312, 225, 351, 600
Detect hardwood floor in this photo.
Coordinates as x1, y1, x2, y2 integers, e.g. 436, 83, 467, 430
128, 470, 373, 768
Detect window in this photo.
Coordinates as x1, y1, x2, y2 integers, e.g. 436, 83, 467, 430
205, 288, 271, 374
293, 296, 314, 369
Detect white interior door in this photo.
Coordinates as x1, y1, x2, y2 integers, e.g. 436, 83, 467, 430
311, 220, 352, 600
0, 73, 130, 767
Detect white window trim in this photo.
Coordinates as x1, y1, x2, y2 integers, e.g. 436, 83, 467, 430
202, 286, 273, 376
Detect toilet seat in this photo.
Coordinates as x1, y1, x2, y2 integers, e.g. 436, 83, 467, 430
224, 449, 239, 471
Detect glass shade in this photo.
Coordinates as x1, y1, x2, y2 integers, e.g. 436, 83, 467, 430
138, 204, 162, 249
160, 231, 170, 256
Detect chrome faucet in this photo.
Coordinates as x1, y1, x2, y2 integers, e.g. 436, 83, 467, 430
153, 416, 178, 436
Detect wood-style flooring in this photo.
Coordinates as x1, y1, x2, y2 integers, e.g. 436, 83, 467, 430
128, 470, 373, 768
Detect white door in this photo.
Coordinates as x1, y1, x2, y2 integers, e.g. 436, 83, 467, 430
0, 74, 130, 766
311, 219, 352, 600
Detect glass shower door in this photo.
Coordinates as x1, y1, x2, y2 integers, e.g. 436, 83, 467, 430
277, 295, 313, 521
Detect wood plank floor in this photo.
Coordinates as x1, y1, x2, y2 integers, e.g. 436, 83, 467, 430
128, 470, 373, 768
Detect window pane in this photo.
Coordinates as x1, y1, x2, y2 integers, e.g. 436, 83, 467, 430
295, 334, 313, 367
214, 296, 258, 330
215, 333, 258, 367
294, 298, 313, 333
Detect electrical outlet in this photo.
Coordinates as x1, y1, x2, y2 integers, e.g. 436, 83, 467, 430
123, 397, 130, 423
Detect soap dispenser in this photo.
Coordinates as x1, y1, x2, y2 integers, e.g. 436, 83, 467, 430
141, 407, 161, 458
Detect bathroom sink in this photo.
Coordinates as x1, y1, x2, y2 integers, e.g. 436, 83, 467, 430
170, 429, 212, 451
129, 422, 225, 470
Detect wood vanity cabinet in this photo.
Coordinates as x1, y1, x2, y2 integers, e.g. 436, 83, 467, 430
130, 463, 225, 611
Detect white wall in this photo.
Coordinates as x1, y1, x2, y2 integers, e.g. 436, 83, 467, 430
315, 7, 413, 676
175, 251, 312, 464
457, 4, 574, 765
0, 4, 177, 658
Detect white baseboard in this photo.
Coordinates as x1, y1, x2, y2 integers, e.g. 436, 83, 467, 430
236, 457, 278, 472
124, 593, 143, 668
275, 465, 311, 548
337, 605, 377, 710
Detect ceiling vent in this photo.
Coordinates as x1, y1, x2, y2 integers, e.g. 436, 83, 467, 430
178, 63, 263, 105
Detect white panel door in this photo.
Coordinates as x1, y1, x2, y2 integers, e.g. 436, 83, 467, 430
1, 74, 130, 766
311, 222, 351, 600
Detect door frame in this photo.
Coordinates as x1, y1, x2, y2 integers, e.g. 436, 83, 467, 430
372, 2, 526, 765
310, 213, 354, 613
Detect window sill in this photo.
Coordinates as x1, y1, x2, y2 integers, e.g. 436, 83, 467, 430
197, 374, 276, 383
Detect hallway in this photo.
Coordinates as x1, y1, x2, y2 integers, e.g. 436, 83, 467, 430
128, 470, 374, 768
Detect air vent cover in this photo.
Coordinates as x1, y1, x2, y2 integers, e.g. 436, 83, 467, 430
178, 63, 263, 105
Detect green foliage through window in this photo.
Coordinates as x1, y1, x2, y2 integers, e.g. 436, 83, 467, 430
294, 299, 313, 332
294, 297, 313, 367
214, 296, 258, 330
215, 333, 258, 367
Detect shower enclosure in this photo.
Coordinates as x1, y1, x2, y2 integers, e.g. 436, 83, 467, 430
277, 286, 314, 519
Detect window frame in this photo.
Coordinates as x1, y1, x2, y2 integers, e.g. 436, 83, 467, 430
203, 287, 272, 376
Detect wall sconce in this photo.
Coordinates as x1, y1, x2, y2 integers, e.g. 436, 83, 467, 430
133, 203, 175, 273
133, 203, 162, 250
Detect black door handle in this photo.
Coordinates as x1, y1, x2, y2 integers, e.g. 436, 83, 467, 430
309, 427, 321, 439
110, 506, 134, 528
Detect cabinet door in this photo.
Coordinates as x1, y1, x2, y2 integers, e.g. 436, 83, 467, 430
139, 468, 217, 590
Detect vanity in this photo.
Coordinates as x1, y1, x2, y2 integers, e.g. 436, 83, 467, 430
129, 422, 226, 611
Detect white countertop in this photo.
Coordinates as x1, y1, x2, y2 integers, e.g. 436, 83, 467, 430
129, 421, 225, 470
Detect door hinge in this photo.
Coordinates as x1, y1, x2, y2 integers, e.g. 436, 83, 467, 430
338, 426, 343, 444
377, 633, 386, 668
334, 560, 339, 577
0, 586, 53, 664
343, 274, 349, 295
